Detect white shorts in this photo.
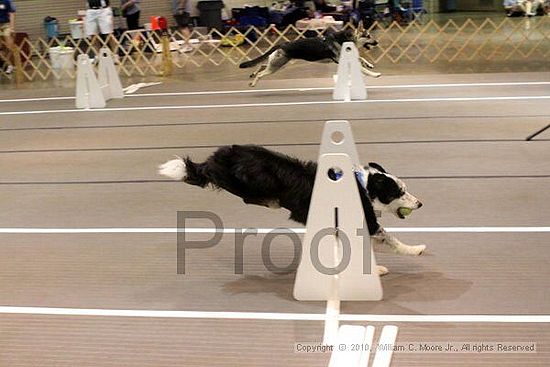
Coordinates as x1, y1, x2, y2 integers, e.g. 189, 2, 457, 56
85, 7, 113, 36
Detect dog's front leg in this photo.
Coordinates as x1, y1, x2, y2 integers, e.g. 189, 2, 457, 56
361, 66, 381, 78
373, 228, 426, 256
359, 56, 374, 69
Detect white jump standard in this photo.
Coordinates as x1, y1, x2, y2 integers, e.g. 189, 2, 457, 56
75, 48, 123, 109
333, 42, 368, 101
293, 120, 383, 301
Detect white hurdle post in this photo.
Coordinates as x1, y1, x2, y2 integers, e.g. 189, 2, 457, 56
294, 120, 382, 347
333, 42, 367, 101
75, 48, 123, 109
75, 54, 105, 109
293, 120, 382, 302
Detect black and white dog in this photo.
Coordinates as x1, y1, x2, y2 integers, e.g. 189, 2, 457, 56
159, 145, 425, 275
239, 27, 381, 87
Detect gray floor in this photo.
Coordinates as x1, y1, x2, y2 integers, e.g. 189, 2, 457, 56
0, 70, 549, 366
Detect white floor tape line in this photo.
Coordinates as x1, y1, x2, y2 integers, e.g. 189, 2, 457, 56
1, 227, 549, 234
0, 307, 549, 322
1, 95, 549, 116
2, 82, 550, 103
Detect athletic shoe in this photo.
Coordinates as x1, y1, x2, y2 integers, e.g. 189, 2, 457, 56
179, 44, 194, 53
5, 65, 14, 74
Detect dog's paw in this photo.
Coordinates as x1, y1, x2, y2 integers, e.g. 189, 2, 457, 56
249, 82, 256, 87
407, 244, 426, 256
373, 72, 381, 78
376, 265, 389, 276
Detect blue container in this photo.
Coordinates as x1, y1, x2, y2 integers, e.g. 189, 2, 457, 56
44, 20, 59, 38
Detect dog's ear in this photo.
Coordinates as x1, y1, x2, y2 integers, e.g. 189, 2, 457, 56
366, 172, 386, 198
368, 162, 387, 173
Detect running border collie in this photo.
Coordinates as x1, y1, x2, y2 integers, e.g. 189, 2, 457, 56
239, 27, 381, 87
159, 145, 425, 275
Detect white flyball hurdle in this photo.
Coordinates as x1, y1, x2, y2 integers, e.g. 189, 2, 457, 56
76, 48, 124, 109
293, 121, 398, 366
293, 120, 382, 302
333, 42, 367, 101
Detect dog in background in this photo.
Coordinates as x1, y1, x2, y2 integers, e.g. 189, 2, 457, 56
239, 26, 380, 87
159, 145, 425, 275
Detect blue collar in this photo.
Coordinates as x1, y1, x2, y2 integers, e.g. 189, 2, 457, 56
332, 168, 368, 189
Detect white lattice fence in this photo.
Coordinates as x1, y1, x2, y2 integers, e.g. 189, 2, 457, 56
1, 17, 548, 82
367, 17, 550, 63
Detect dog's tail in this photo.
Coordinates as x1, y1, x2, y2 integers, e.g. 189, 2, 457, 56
158, 156, 209, 187
239, 46, 280, 68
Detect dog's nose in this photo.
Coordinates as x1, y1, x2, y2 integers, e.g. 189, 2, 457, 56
417, 202, 423, 208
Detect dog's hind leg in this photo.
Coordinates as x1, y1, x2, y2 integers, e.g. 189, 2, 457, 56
249, 50, 290, 87
373, 229, 426, 256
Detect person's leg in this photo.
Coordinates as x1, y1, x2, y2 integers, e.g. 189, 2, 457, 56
127, 11, 140, 30
5, 30, 13, 72
516, 1, 527, 15
181, 25, 192, 52
126, 11, 141, 47
525, 0, 534, 15
174, 12, 193, 53
0, 25, 15, 72
98, 7, 118, 59
0, 32, 5, 65
85, 9, 101, 60
534, 0, 544, 13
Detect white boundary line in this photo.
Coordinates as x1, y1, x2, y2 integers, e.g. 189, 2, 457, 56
1, 95, 549, 116
0, 306, 548, 322
0, 227, 549, 234
1, 81, 549, 103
